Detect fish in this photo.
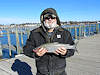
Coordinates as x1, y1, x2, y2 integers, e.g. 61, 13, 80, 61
36, 39, 79, 53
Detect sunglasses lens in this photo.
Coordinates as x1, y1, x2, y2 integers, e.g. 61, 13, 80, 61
45, 17, 50, 20
51, 16, 56, 19
44, 14, 56, 20
44, 16, 56, 20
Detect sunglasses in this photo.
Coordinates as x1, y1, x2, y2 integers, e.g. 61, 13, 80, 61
44, 16, 56, 20
44, 14, 56, 20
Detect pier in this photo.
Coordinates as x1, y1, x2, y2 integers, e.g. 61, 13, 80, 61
66, 34, 100, 75
0, 34, 100, 75
0, 23, 100, 75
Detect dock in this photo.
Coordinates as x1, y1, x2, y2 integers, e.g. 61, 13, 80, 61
0, 34, 100, 75
66, 34, 100, 75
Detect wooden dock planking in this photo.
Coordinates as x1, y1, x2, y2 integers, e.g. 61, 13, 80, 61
0, 34, 100, 75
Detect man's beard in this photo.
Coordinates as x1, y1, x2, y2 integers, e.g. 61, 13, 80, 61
44, 21, 58, 29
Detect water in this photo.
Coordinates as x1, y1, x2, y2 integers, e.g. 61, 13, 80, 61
0, 24, 100, 58
0, 24, 100, 47
0, 31, 28, 58
0, 33, 28, 46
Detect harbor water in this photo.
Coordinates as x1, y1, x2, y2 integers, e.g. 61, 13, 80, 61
0, 24, 100, 58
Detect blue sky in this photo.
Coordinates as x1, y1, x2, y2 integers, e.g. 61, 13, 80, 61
0, 0, 100, 24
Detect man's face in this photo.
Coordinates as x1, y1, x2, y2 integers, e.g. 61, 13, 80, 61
43, 14, 58, 29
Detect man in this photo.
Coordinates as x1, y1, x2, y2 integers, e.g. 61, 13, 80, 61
23, 8, 75, 75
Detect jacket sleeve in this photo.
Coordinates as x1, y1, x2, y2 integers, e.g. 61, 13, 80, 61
23, 31, 40, 59
60, 30, 75, 58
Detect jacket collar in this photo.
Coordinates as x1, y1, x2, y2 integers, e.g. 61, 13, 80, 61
34, 26, 44, 32
55, 26, 64, 31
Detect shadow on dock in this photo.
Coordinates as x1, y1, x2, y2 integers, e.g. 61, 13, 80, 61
11, 59, 33, 75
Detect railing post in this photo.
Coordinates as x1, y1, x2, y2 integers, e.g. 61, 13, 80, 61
98, 23, 100, 32
74, 26, 77, 39
15, 27, 20, 54
83, 24, 86, 37
7, 29, 11, 56
20, 30, 23, 53
21, 31, 23, 47
81, 25, 84, 37
0, 41, 2, 56
79, 25, 81, 39
88, 24, 91, 36
20, 25, 24, 48
96, 24, 99, 34
27, 29, 30, 39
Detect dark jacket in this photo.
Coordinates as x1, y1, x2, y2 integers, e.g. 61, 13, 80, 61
23, 26, 75, 75
23, 8, 75, 75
